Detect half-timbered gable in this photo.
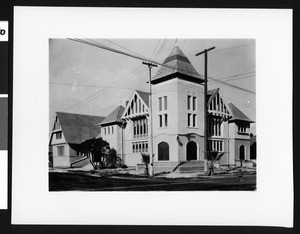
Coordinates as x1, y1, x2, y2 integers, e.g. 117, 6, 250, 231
122, 90, 149, 120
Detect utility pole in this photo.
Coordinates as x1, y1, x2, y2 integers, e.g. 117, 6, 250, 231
142, 61, 157, 177
196, 47, 215, 175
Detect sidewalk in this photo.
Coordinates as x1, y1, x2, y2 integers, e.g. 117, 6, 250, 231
155, 166, 256, 179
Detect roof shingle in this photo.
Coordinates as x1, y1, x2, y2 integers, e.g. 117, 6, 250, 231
136, 90, 150, 107
56, 112, 105, 144
228, 103, 253, 122
151, 46, 204, 84
100, 105, 125, 126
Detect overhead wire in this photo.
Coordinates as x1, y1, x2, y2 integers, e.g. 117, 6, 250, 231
61, 65, 145, 112
67, 38, 256, 105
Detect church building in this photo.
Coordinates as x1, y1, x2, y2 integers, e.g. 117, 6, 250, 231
99, 45, 254, 170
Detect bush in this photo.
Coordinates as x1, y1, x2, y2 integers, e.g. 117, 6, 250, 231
102, 148, 123, 168
141, 153, 150, 175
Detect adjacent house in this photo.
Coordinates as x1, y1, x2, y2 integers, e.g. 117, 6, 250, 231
49, 112, 105, 168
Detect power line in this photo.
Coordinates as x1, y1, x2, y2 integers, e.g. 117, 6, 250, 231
150, 39, 160, 60
62, 65, 145, 112
102, 39, 148, 61
68, 38, 256, 95
208, 71, 255, 84
49, 82, 148, 91
208, 76, 256, 94
208, 74, 255, 84
152, 39, 168, 61
212, 42, 255, 54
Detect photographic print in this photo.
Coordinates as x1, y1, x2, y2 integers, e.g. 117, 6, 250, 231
13, 7, 292, 226
48, 38, 256, 191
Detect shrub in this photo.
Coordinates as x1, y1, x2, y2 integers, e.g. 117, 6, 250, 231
102, 148, 123, 168
141, 153, 150, 175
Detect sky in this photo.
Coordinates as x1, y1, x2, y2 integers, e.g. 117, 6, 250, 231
49, 39, 256, 133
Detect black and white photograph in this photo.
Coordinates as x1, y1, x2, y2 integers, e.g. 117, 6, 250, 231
48, 38, 256, 191
12, 7, 293, 226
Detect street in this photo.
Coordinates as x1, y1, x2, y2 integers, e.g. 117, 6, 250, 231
49, 171, 256, 191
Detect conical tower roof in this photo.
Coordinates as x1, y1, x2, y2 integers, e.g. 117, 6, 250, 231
151, 45, 204, 84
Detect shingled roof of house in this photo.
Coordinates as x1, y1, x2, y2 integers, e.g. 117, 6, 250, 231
228, 103, 254, 122
100, 105, 125, 126
151, 45, 204, 85
56, 112, 105, 144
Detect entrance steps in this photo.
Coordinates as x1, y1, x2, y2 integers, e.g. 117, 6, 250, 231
175, 160, 205, 173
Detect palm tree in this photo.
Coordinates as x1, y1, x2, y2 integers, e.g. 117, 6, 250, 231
141, 153, 150, 175
207, 151, 224, 176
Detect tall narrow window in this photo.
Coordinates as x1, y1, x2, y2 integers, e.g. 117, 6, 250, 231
193, 96, 196, 111
164, 96, 167, 110
193, 114, 196, 127
142, 142, 145, 152
164, 114, 168, 127
143, 121, 146, 135
187, 95, 191, 110
133, 123, 136, 137
188, 113, 191, 127
111, 126, 114, 134
139, 100, 141, 113
159, 115, 163, 127
132, 144, 135, 153
159, 97, 162, 111
104, 128, 106, 135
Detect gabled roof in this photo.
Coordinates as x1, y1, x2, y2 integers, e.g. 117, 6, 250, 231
55, 112, 105, 144
99, 105, 125, 126
136, 90, 150, 107
207, 88, 219, 104
228, 103, 254, 123
151, 45, 204, 85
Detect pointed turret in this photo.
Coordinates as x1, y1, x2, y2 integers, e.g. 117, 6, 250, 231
151, 45, 204, 85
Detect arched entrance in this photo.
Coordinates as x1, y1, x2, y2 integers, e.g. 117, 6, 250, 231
186, 141, 197, 161
158, 142, 169, 161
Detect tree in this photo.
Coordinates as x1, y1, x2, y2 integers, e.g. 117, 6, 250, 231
207, 151, 224, 176
79, 138, 110, 169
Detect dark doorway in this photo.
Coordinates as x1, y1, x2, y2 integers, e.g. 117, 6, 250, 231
239, 145, 245, 160
158, 142, 169, 161
186, 141, 197, 160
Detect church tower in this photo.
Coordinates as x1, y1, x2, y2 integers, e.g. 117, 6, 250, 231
151, 45, 205, 164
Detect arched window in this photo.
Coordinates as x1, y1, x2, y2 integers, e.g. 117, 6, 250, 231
158, 142, 169, 161
239, 145, 245, 160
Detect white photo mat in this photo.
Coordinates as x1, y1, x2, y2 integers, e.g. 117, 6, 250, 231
12, 7, 293, 226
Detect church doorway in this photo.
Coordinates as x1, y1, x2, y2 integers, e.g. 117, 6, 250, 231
239, 145, 245, 167
186, 141, 197, 161
239, 145, 245, 160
